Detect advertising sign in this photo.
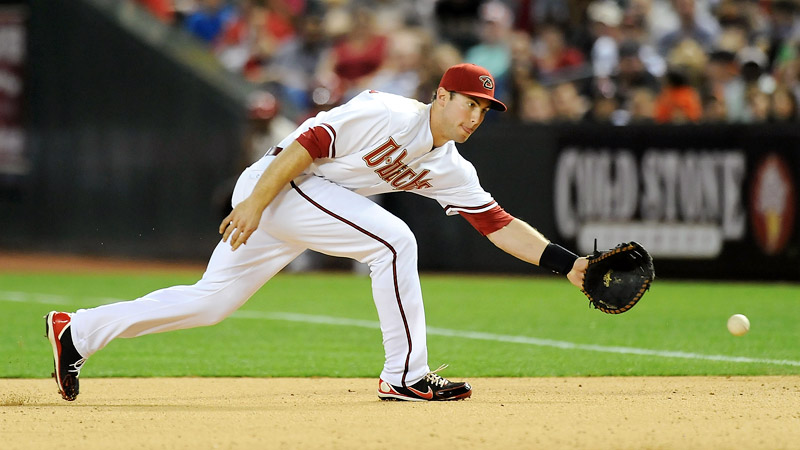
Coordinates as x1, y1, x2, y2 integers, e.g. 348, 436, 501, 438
554, 147, 747, 259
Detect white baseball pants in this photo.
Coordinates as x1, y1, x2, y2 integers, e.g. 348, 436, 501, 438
71, 156, 430, 386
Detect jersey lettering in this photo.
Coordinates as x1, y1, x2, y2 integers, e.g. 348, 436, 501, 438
363, 138, 402, 167
363, 138, 433, 191
395, 169, 432, 191
375, 149, 408, 179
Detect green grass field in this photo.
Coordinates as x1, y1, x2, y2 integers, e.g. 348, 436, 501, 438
3, 270, 799, 378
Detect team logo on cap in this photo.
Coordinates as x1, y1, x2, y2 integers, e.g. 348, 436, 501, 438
479, 75, 494, 90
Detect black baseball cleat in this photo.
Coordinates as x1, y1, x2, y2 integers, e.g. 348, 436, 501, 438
377, 365, 472, 401
45, 311, 86, 401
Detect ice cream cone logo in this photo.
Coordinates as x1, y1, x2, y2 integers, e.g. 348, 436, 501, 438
749, 154, 795, 255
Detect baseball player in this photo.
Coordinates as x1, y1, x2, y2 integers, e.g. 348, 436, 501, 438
46, 64, 588, 402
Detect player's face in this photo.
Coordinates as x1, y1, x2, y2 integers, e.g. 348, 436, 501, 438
443, 92, 491, 143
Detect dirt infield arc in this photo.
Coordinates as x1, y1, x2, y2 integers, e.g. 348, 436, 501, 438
2, 376, 799, 450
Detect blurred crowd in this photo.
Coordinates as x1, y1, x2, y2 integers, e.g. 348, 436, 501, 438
133, 0, 800, 127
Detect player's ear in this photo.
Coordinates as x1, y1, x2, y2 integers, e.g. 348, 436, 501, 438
435, 87, 449, 105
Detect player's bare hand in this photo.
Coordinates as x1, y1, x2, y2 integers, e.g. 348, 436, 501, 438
567, 257, 588, 289
219, 198, 263, 251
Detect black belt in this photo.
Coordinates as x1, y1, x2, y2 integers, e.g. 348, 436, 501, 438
266, 146, 283, 157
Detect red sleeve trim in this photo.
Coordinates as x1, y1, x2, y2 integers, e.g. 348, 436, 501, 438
458, 205, 514, 236
295, 123, 336, 159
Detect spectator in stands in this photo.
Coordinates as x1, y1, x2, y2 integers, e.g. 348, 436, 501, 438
703, 49, 746, 123
746, 85, 772, 122
736, 45, 775, 122
369, 27, 430, 98
532, 22, 587, 83
518, 83, 556, 123
772, 39, 800, 98
618, 10, 666, 79
665, 37, 708, 87
714, 2, 751, 56
627, 87, 657, 123
737, 45, 770, 86
464, 0, 515, 106
624, 0, 653, 36
585, 0, 624, 115
613, 40, 661, 105
764, 0, 800, 67
551, 81, 590, 122
214, 0, 296, 79
318, 5, 388, 102
587, 0, 622, 80
264, 7, 331, 118
770, 84, 799, 122
184, 0, 237, 43
657, 0, 716, 57
701, 92, 728, 123
654, 67, 703, 123
585, 91, 621, 123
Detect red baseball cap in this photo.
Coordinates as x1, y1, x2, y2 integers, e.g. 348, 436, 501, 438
438, 63, 507, 112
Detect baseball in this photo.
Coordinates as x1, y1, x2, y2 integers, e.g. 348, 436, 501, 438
727, 314, 750, 336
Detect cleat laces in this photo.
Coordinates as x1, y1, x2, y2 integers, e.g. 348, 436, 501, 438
423, 364, 451, 388
69, 358, 86, 375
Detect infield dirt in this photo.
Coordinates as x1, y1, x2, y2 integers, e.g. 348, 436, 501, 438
3, 253, 800, 449
2, 376, 799, 449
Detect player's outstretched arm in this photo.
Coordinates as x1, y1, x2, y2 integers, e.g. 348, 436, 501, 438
486, 218, 549, 264
220, 141, 313, 250
486, 218, 587, 288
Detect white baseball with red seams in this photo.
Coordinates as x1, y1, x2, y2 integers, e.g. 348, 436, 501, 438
69, 89, 508, 388
727, 314, 750, 336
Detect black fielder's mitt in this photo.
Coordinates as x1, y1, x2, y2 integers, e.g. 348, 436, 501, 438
581, 241, 655, 314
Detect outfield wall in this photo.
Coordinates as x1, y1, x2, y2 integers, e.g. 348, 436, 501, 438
0, 0, 250, 260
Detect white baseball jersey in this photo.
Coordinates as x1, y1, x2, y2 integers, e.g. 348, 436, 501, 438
281, 90, 500, 218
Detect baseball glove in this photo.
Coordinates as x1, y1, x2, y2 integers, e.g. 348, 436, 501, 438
581, 241, 655, 314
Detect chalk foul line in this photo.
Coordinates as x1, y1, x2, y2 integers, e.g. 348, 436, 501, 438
3, 291, 797, 367
232, 310, 800, 367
